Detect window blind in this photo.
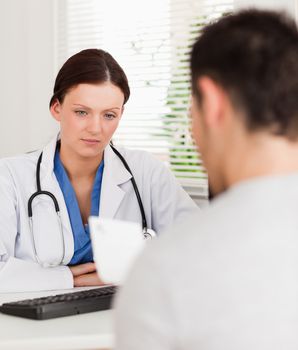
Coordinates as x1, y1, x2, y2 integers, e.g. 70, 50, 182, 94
55, 0, 234, 197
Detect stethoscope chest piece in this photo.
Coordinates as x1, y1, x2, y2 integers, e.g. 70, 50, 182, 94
143, 228, 156, 240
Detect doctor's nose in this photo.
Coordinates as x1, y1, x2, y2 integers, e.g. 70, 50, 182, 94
87, 115, 103, 134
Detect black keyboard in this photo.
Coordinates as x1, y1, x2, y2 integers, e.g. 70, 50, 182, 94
0, 285, 117, 320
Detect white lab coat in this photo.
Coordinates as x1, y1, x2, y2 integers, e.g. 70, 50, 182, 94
0, 135, 198, 292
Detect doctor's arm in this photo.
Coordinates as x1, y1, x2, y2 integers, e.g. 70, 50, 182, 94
0, 162, 73, 292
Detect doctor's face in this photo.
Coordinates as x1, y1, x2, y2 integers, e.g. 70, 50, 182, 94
50, 82, 124, 159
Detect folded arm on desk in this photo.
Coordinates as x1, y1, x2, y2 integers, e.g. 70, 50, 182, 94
0, 257, 73, 292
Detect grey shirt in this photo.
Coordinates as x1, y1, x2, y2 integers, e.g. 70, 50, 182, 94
114, 173, 298, 350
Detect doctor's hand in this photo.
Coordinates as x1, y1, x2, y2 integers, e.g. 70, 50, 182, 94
69, 262, 105, 287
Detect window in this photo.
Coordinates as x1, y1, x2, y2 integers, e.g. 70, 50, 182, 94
55, 0, 234, 198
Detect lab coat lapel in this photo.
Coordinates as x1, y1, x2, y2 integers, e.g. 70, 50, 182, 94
100, 145, 132, 219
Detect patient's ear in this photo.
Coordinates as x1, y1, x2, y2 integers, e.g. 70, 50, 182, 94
50, 100, 62, 122
197, 77, 227, 129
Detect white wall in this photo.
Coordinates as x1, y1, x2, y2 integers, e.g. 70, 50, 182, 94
0, 0, 58, 157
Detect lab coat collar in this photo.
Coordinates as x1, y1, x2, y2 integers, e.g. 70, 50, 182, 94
103, 144, 132, 185
99, 144, 133, 218
41, 134, 133, 220
41, 133, 60, 178
41, 135, 132, 185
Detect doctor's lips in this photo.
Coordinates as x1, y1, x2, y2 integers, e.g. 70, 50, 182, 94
81, 138, 100, 145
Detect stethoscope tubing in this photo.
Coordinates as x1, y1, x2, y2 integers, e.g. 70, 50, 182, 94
28, 144, 152, 267
28, 153, 65, 267
109, 144, 148, 233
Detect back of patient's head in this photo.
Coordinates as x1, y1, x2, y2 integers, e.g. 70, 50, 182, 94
191, 9, 298, 140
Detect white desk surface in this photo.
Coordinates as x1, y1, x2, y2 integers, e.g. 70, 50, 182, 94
0, 287, 114, 350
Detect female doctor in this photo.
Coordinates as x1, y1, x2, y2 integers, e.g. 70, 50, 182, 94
0, 49, 198, 292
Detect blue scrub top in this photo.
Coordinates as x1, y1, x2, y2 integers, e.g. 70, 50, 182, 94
54, 150, 104, 265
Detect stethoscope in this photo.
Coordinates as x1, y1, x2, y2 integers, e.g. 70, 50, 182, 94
28, 144, 155, 267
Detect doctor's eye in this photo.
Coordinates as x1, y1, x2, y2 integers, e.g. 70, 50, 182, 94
104, 113, 117, 120
75, 110, 88, 117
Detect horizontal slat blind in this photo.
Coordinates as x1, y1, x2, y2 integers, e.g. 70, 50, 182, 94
55, 0, 233, 195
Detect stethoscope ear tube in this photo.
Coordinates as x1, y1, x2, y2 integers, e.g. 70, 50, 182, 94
110, 145, 157, 239
28, 191, 60, 217
29, 152, 61, 216
28, 152, 65, 267
110, 145, 148, 230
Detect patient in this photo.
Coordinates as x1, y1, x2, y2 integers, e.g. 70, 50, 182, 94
114, 9, 298, 349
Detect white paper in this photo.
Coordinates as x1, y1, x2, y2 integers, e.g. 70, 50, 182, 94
89, 216, 145, 285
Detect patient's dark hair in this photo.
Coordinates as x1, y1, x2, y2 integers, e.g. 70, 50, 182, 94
191, 9, 298, 140
49, 48, 130, 107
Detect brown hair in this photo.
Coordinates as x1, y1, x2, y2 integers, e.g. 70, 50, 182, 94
49, 49, 130, 107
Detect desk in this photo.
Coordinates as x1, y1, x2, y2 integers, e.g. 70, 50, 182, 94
0, 287, 114, 350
